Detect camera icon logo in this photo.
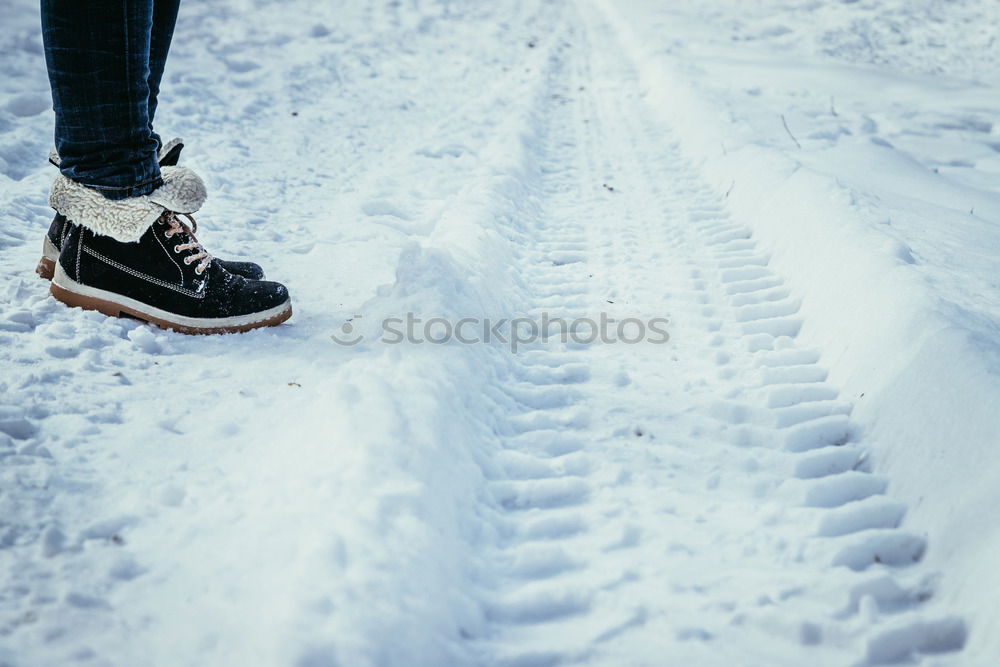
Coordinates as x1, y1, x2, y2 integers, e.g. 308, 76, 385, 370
330, 315, 364, 346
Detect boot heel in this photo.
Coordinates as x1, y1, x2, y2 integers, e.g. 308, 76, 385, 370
35, 236, 59, 280
50, 265, 128, 320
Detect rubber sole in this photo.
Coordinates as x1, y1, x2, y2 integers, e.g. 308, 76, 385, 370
50, 263, 292, 335
36, 236, 58, 281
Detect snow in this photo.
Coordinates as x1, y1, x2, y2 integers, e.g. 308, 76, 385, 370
1, 0, 998, 665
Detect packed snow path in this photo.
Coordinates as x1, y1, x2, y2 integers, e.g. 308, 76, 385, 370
0, 1, 973, 665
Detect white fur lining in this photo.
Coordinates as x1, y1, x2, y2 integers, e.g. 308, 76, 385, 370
49, 166, 207, 243
148, 166, 207, 214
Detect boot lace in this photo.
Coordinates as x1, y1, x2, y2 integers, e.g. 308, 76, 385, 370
162, 212, 213, 275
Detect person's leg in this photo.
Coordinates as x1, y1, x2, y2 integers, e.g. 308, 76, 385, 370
40, 0, 292, 333
41, 0, 161, 200
147, 0, 182, 152
36, 0, 267, 284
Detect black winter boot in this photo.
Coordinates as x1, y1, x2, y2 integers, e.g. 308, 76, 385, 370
37, 138, 265, 282
47, 167, 291, 335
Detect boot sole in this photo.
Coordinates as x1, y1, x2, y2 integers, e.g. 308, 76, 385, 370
36, 236, 58, 280
50, 263, 292, 335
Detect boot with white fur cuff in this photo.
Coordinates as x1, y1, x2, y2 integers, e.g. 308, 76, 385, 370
35, 146, 264, 280
38, 148, 265, 281
48, 172, 291, 335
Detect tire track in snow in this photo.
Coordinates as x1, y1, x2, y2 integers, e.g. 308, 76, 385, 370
669, 157, 968, 664
588, 5, 970, 661
466, 4, 968, 665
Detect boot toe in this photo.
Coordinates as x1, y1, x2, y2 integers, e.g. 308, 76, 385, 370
246, 279, 290, 312
218, 259, 266, 281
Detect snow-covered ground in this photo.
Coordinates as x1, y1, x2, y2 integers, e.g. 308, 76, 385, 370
1, 0, 998, 665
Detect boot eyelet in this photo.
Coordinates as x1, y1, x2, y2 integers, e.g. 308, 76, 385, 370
183, 257, 193, 265
173, 245, 182, 253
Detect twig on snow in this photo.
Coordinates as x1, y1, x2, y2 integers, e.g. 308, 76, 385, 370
781, 114, 801, 149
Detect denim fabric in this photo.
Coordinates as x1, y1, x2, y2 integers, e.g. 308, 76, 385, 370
41, 0, 181, 200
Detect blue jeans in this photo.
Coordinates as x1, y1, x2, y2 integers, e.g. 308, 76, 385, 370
41, 0, 181, 200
